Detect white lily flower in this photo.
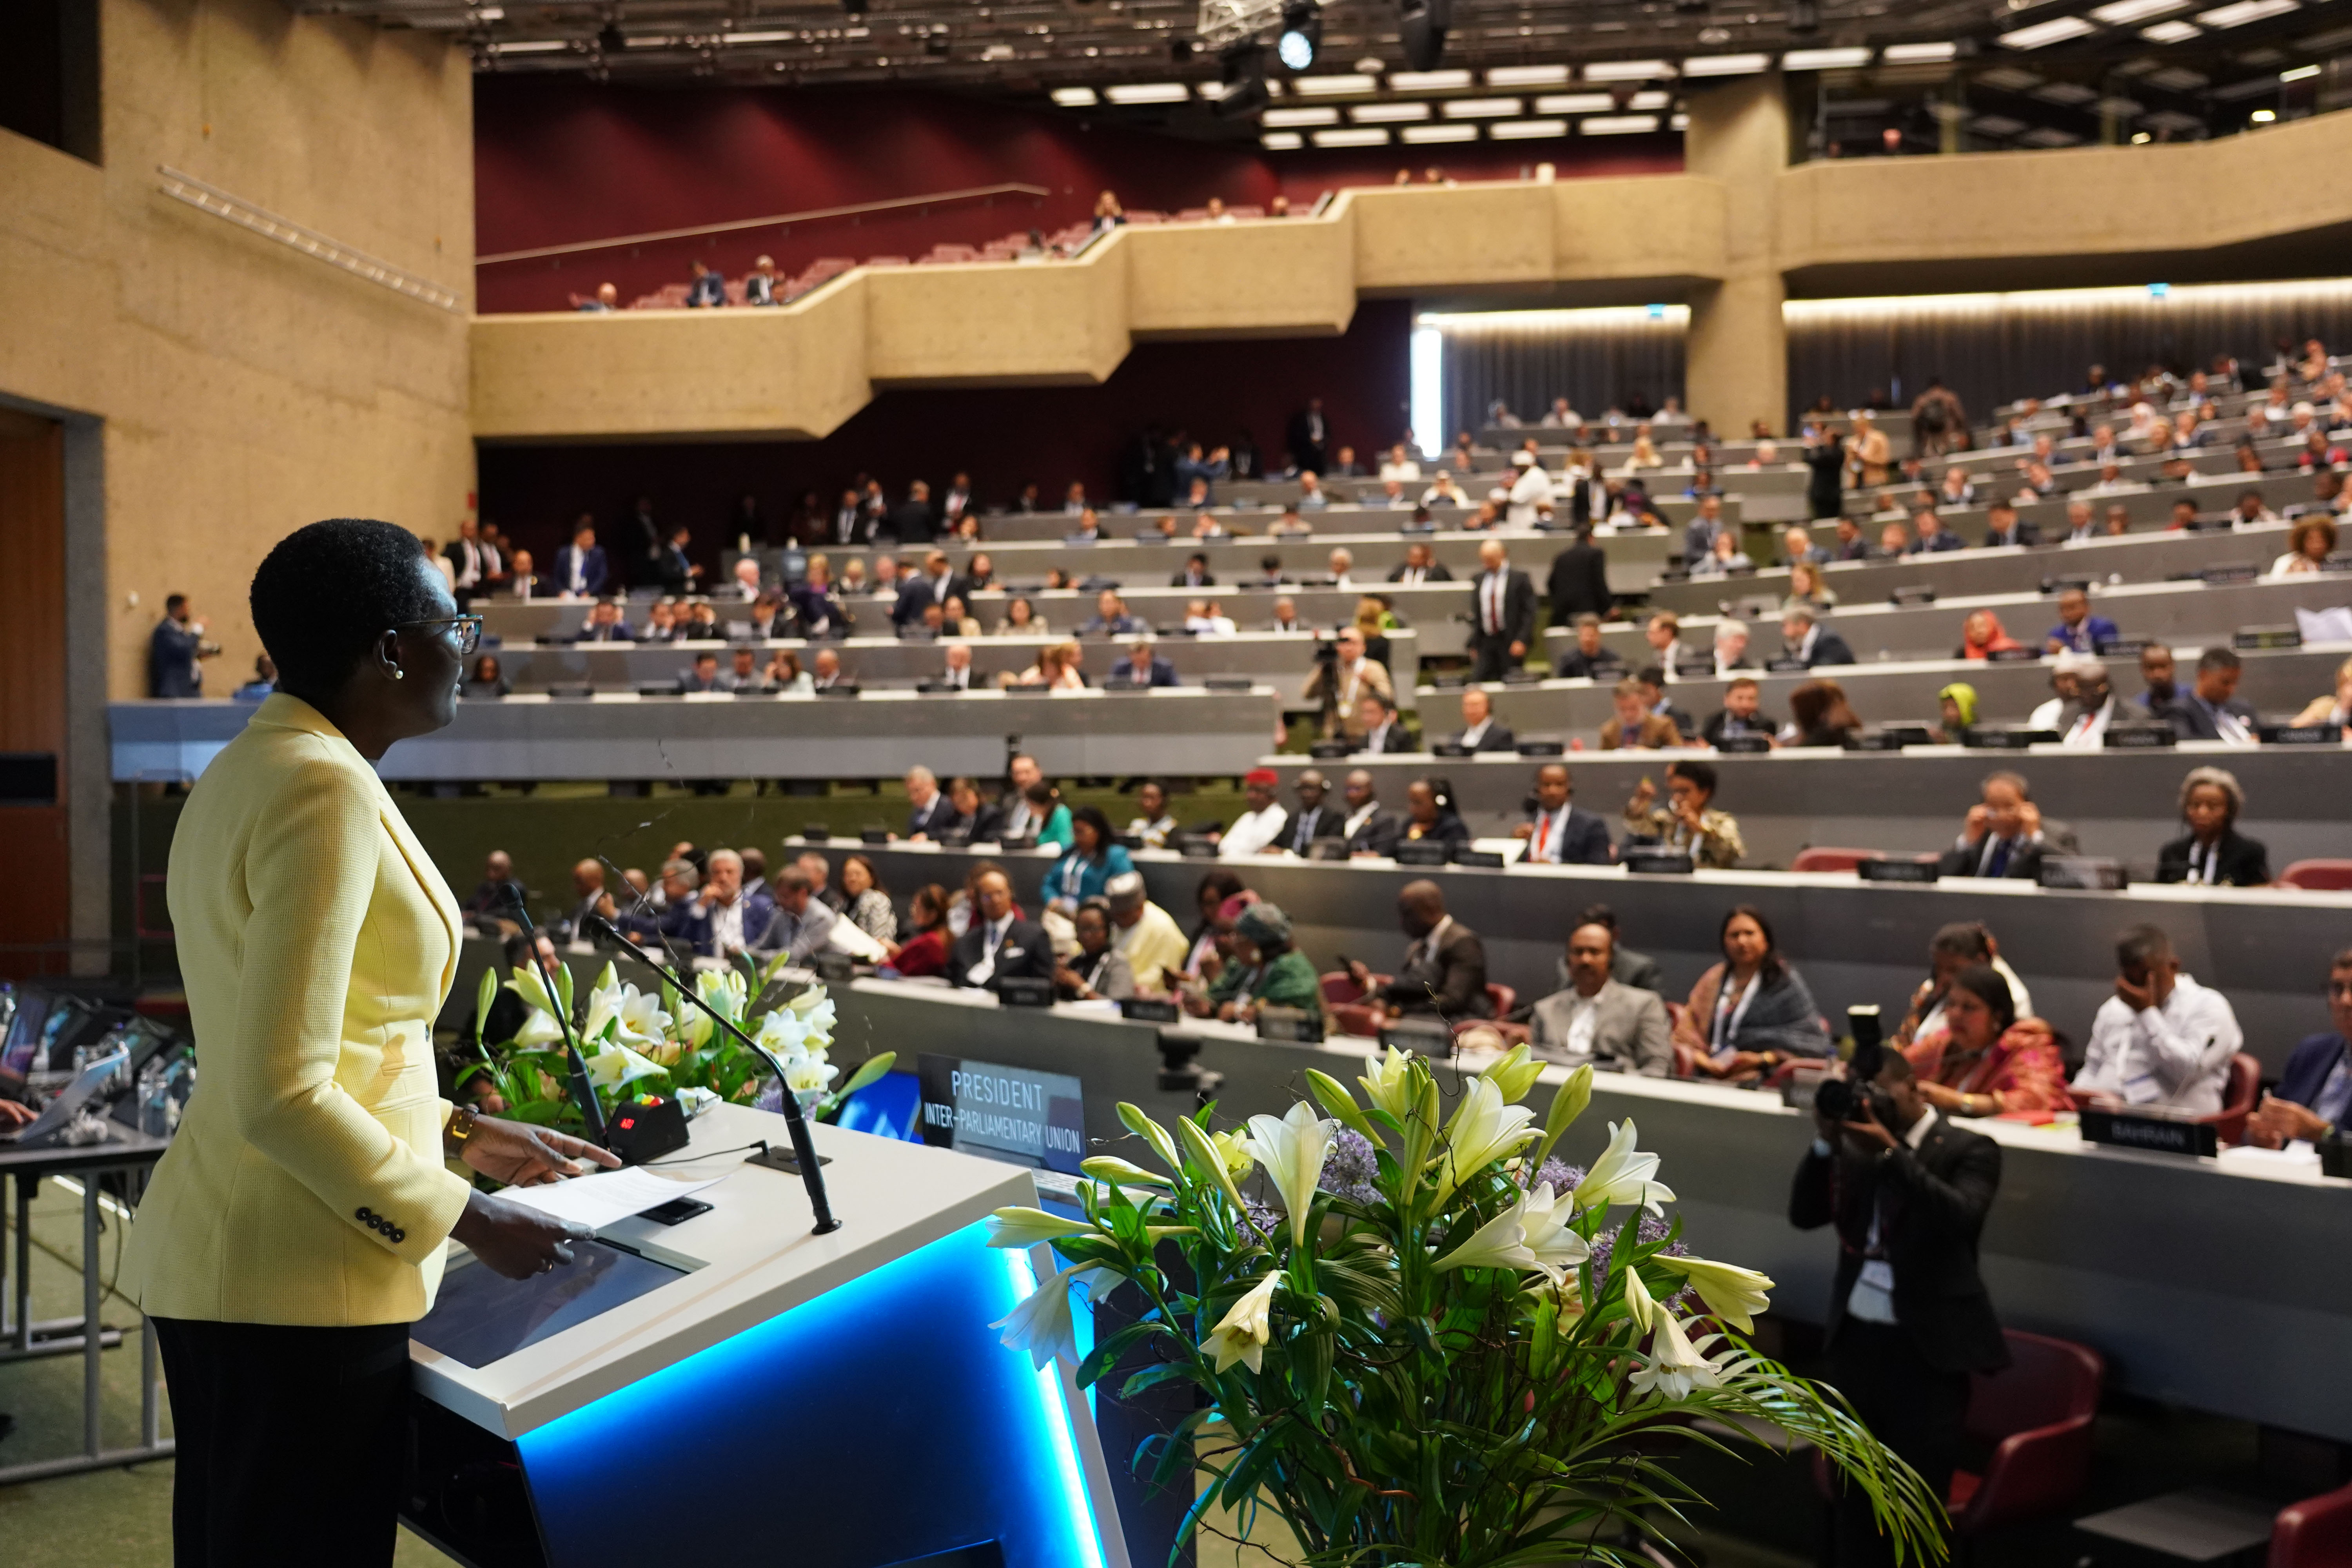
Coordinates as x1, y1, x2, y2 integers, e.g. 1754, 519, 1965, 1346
585, 1042, 662, 1091
1208, 1128, 1257, 1180
985, 1206, 1096, 1249
1203, 1271, 1282, 1373
784, 1056, 838, 1095
786, 985, 835, 1024
506, 966, 558, 1020
1629, 1312, 1724, 1401
1244, 1101, 1338, 1250
1080, 1155, 1173, 1189
1653, 1256, 1775, 1333
1433, 1197, 1538, 1273
1518, 1183, 1592, 1279
1572, 1120, 1676, 1216
992, 1262, 1082, 1370
1358, 1047, 1417, 1122
697, 967, 748, 1022
755, 1009, 814, 1058
1621, 1263, 1658, 1333
1479, 1043, 1544, 1104
512, 1009, 566, 1049
1433, 1077, 1539, 1203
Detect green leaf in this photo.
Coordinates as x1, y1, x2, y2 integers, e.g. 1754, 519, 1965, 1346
835, 1051, 897, 1099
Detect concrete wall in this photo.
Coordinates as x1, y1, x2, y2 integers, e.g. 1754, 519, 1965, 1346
0, 0, 476, 950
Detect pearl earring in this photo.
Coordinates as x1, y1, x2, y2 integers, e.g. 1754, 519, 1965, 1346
393, 668, 406, 680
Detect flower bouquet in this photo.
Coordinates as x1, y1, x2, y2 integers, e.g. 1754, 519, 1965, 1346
460, 954, 893, 1129
987, 1045, 1943, 1566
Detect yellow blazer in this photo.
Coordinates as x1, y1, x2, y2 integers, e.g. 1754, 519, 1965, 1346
124, 695, 476, 1325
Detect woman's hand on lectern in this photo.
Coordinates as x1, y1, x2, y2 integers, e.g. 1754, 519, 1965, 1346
452, 1190, 598, 1281
0, 1101, 35, 1129
463, 1117, 623, 1189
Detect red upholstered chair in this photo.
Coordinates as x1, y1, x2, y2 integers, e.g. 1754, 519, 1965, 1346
2270, 1480, 2352, 1567
1319, 970, 1368, 1006
1671, 1040, 1700, 1078
1329, 1003, 1384, 1040
1485, 983, 1517, 1020
1813, 1330, 2102, 1541
2198, 1052, 2263, 1145
2281, 860, 2352, 890
1792, 847, 1883, 874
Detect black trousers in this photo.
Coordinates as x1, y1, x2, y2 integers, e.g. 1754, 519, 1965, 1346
1825, 1318, 1969, 1568
154, 1316, 412, 1568
1470, 630, 1519, 682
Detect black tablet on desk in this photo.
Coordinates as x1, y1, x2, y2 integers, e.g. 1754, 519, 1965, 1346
411, 1240, 693, 1369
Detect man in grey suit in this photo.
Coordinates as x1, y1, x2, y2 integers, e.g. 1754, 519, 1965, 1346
1529, 922, 1673, 1075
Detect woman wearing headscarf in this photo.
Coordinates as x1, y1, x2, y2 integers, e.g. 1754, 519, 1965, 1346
1955, 610, 2024, 661
1902, 964, 2075, 1117
1934, 682, 1979, 743
1201, 902, 1324, 1029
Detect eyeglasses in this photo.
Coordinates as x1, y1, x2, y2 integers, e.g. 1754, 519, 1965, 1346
394, 615, 484, 658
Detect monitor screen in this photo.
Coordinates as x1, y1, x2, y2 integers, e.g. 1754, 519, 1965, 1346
0, 990, 53, 1080
411, 1241, 689, 1369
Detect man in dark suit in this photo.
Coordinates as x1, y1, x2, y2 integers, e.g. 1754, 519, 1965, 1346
1467, 539, 1538, 681
1108, 637, 1181, 688
1283, 769, 1346, 854
1792, 1048, 2008, 1568
621, 496, 664, 586
2164, 646, 2259, 744
828, 489, 872, 547
886, 480, 938, 545
1286, 397, 1330, 475
147, 594, 217, 698
1552, 615, 1628, 682
1546, 528, 1613, 626
950, 869, 1056, 991
442, 520, 493, 606
1779, 606, 1856, 667
1681, 494, 1729, 568
893, 549, 959, 628
904, 766, 960, 839
1515, 763, 1613, 866
1386, 541, 1453, 586
1171, 552, 1216, 589
1935, 769, 2077, 879
676, 652, 724, 693
1980, 501, 2039, 551
684, 260, 726, 308
655, 525, 699, 595
1354, 693, 1414, 755
552, 522, 609, 598
2246, 949, 2352, 1148
1346, 881, 1489, 1021
1445, 687, 1517, 753
1334, 770, 1401, 857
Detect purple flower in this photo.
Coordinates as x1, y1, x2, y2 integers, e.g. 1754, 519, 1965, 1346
1319, 1129, 1383, 1206
1518, 1157, 1585, 1194
1591, 1214, 1693, 1309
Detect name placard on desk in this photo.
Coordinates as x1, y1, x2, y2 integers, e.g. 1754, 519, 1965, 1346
2080, 1108, 2218, 1159
916, 1053, 1087, 1174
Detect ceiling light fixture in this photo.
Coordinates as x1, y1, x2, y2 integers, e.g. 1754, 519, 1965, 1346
1104, 82, 1191, 102
1581, 114, 1662, 133
1263, 105, 1341, 124
1051, 85, 1100, 105
1261, 131, 1305, 148
1388, 67, 1474, 89
1997, 15, 2098, 45
1310, 126, 1392, 145
1351, 100, 1434, 120
1586, 58, 1675, 79
1535, 92, 1616, 112
1291, 72, 1381, 94
1440, 96, 1525, 116
1490, 117, 1570, 138
1401, 122, 1479, 141
2281, 62, 2322, 79
2250, 106, 2277, 118
1881, 41, 1958, 61
1681, 53, 1772, 74
2089, 0, 2190, 22
1277, 0, 1322, 70
1486, 64, 1572, 85
1783, 46, 1873, 67
2141, 19, 2204, 37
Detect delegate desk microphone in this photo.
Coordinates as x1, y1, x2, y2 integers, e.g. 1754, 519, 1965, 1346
500, 884, 610, 1147
585, 916, 843, 1236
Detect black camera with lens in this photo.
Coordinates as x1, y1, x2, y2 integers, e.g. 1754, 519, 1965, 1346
1814, 1005, 1885, 1125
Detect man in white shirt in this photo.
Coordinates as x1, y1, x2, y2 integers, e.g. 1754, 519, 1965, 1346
1105, 872, 1189, 996
697, 849, 766, 958
2073, 925, 2244, 1115
1378, 443, 1423, 483
1712, 619, 1754, 678
1505, 451, 1552, 527
936, 642, 976, 690
1219, 768, 1290, 857
730, 556, 764, 599
1270, 597, 1305, 635
1420, 472, 1468, 510
1328, 547, 1355, 588
2056, 661, 2122, 748
2027, 652, 2098, 732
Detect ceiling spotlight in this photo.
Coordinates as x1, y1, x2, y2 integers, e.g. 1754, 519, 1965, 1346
1277, 1, 1322, 71
1399, 0, 1452, 71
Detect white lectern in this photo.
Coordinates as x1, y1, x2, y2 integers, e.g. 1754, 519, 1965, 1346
401, 1104, 1129, 1568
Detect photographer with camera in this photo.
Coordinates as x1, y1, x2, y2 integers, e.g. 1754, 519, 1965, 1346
1792, 1014, 2008, 1568
1301, 624, 1392, 741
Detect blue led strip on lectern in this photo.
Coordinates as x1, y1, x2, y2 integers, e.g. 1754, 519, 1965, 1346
514, 1222, 1107, 1568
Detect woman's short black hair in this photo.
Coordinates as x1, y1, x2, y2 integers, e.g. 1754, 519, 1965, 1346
1069, 804, 1115, 854
252, 519, 441, 695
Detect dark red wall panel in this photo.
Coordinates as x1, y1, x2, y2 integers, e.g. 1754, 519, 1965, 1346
473, 76, 1681, 312
476, 298, 1414, 562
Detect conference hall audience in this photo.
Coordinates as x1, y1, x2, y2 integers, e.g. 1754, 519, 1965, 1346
1784, 679, 1862, 748
1301, 626, 1394, 739
1041, 806, 1135, 907
1127, 781, 1178, 848
1622, 759, 1744, 867
2167, 647, 2259, 744
1528, 920, 1672, 1075
837, 854, 897, 946
1893, 922, 2034, 1052
1104, 872, 1188, 996
1353, 692, 1414, 753
1280, 770, 1344, 855
1194, 902, 1322, 1028
2043, 588, 2120, 655
1339, 769, 1404, 857
949, 868, 1055, 992
2154, 766, 2272, 886
1054, 901, 1135, 1003
1702, 677, 1776, 748
1444, 688, 1515, 752
2071, 924, 2245, 1115
2292, 655, 2352, 735
2270, 515, 2338, 576
1673, 906, 1831, 1081
1779, 605, 1857, 667
1938, 770, 2077, 880
1345, 880, 1489, 1022
1218, 768, 1290, 857
1599, 677, 1686, 750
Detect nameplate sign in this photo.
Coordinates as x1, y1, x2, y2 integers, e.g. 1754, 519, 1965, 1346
2202, 564, 2261, 586
1118, 996, 1180, 1024
2234, 624, 2303, 649
916, 1053, 1086, 1174
1765, 657, 1810, 674
1987, 646, 2043, 663
1715, 733, 1772, 754
1256, 1007, 1320, 1044
1515, 740, 1564, 756
1858, 858, 1940, 884
2267, 725, 2341, 746
2103, 724, 2178, 749
2080, 1108, 2217, 1160
1395, 841, 1451, 866
1622, 849, 1696, 876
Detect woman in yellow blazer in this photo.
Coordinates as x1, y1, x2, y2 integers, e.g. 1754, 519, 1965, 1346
125, 519, 617, 1567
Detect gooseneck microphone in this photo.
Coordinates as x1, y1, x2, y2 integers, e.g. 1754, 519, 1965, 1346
585, 915, 842, 1236
500, 884, 610, 1146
